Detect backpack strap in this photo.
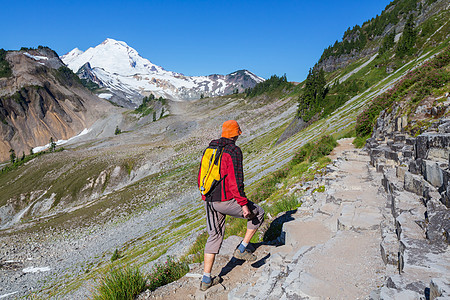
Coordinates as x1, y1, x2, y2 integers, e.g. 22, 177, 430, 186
206, 199, 220, 235
213, 145, 224, 165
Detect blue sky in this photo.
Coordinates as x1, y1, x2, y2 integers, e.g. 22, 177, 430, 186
2, 0, 391, 82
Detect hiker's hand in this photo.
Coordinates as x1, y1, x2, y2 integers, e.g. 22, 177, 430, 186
242, 205, 251, 218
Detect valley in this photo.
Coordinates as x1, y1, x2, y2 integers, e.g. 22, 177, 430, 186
0, 0, 449, 298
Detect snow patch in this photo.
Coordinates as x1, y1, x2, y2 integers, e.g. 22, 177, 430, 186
245, 70, 265, 83
23, 52, 48, 61
22, 266, 51, 273
98, 93, 113, 100
0, 292, 19, 299
32, 128, 90, 153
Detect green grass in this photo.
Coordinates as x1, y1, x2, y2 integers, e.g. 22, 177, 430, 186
92, 265, 147, 300
91, 256, 189, 299
265, 194, 300, 217
183, 231, 209, 263
353, 135, 371, 148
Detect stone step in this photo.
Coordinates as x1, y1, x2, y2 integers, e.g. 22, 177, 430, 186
337, 203, 382, 232
283, 219, 333, 249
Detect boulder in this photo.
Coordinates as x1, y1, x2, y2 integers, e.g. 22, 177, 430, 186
276, 116, 307, 145
394, 133, 406, 143
406, 137, 416, 146
396, 166, 407, 181
404, 172, 425, 196
426, 208, 450, 246
422, 160, 445, 188
430, 278, 450, 300
416, 133, 450, 161
385, 150, 399, 162
437, 120, 450, 134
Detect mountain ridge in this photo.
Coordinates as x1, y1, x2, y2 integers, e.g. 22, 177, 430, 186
0, 47, 113, 162
317, 0, 449, 72
61, 38, 265, 107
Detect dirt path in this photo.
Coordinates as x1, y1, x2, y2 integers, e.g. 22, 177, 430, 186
139, 138, 388, 299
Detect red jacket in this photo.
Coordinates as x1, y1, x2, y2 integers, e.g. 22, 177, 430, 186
198, 137, 248, 206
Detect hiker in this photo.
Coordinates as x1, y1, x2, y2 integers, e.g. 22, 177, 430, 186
197, 120, 265, 291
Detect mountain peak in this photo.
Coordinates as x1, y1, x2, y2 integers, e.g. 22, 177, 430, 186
101, 38, 129, 48
62, 38, 163, 76
61, 39, 264, 104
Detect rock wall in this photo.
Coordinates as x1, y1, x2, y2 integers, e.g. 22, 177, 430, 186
366, 114, 450, 298
0, 49, 112, 162
275, 116, 307, 145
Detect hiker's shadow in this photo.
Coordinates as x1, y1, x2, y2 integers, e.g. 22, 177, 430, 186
218, 209, 297, 277
218, 250, 270, 277
263, 209, 297, 245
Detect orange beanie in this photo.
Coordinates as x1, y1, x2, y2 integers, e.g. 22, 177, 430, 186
222, 120, 242, 139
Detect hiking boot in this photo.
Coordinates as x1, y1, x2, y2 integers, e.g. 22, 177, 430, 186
199, 276, 222, 291
233, 248, 257, 261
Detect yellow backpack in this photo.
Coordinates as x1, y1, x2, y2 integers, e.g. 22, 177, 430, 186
199, 145, 224, 197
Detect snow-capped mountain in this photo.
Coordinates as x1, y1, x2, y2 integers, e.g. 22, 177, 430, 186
61, 38, 265, 107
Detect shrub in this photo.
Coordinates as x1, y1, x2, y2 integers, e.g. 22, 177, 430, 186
54, 66, 81, 86
0, 150, 48, 175
111, 249, 120, 262
92, 265, 146, 300
0, 49, 12, 78
291, 143, 314, 165
147, 256, 189, 291
250, 167, 290, 203
80, 79, 100, 91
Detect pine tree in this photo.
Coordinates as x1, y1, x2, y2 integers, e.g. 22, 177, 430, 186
297, 66, 328, 122
379, 30, 396, 54
9, 149, 16, 164
396, 14, 416, 58
49, 137, 56, 152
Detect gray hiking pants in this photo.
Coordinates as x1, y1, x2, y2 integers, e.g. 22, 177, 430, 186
204, 199, 265, 254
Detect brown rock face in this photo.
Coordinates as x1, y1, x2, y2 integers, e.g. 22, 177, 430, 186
0, 48, 111, 161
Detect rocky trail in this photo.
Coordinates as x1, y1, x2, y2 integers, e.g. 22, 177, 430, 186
139, 138, 449, 299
